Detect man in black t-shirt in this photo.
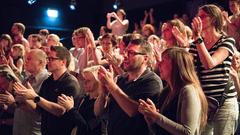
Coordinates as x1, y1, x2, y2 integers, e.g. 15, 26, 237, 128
95, 38, 163, 135
14, 46, 80, 135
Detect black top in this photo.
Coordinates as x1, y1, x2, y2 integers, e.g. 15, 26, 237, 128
38, 71, 80, 135
107, 69, 163, 135
65, 95, 104, 135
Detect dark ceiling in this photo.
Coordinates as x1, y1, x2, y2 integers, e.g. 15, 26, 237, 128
0, 0, 228, 48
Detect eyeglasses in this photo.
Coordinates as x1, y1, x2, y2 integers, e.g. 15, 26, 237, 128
48, 57, 61, 62
124, 50, 146, 57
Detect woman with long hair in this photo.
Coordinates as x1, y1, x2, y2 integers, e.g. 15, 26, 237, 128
138, 47, 208, 135
190, 4, 238, 135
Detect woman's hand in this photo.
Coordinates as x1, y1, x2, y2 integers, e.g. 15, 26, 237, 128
57, 94, 74, 112
138, 98, 159, 124
191, 17, 202, 39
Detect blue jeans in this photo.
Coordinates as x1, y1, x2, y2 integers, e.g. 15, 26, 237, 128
202, 97, 239, 135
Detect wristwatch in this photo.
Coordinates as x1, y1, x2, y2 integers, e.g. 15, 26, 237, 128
34, 96, 41, 103
193, 37, 203, 44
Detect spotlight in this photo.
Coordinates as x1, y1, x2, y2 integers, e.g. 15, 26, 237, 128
113, 0, 120, 10
113, 4, 118, 10
47, 9, 59, 18
69, 0, 77, 10
27, 0, 37, 5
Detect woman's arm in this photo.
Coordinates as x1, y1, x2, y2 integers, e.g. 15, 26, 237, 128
192, 17, 232, 69
156, 86, 201, 135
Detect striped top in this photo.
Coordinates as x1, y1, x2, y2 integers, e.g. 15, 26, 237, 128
189, 35, 236, 100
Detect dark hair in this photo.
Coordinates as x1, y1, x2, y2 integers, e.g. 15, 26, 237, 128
101, 33, 117, 47
29, 34, 42, 42
50, 46, 71, 67
122, 33, 144, 47
39, 29, 49, 36
129, 38, 153, 66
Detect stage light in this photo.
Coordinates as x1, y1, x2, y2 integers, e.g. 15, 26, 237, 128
113, 4, 118, 10
47, 9, 58, 18
28, 0, 37, 5
69, 0, 77, 10
113, 0, 120, 10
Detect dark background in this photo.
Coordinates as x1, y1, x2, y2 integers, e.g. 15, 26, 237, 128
0, 0, 229, 48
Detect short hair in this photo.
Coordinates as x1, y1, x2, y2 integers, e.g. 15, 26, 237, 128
122, 33, 143, 47
101, 33, 117, 46
129, 38, 153, 66
50, 46, 71, 67
29, 34, 42, 42
199, 4, 223, 32
13, 23, 25, 34
142, 24, 155, 35
39, 29, 49, 36
118, 9, 126, 19
29, 49, 47, 68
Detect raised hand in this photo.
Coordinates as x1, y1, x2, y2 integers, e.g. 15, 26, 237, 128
98, 65, 116, 92
191, 17, 202, 38
172, 26, 189, 47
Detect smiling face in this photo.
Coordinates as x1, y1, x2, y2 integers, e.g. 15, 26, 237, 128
123, 44, 146, 72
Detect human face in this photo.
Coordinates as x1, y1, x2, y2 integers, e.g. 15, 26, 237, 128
117, 11, 124, 20
11, 25, 19, 36
198, 9, 211, 30
82, 72, 98, 93
47, 36, 58, 47
162, 23, 174, 41
25, 51, 42, 74
75, 33, 85, 48
229, 1, 240, 14
0, 39, 9, 48
123, 44, 146, 72
29, 37, 41, 49
47, 51, 63, 73
158, 53, 172, 82
101, 37, 112, 53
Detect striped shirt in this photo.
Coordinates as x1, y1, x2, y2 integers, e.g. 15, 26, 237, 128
189, 35, 236, 100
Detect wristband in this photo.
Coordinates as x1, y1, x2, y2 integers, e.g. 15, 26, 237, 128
193, 37, 203, 44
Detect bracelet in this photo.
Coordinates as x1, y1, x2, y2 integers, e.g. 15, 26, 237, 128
192, 37, 203, 44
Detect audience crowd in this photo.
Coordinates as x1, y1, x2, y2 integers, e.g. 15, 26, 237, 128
0, 1, 240, 135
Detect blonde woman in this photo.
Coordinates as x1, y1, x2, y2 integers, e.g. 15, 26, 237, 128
58, 65, 106, 135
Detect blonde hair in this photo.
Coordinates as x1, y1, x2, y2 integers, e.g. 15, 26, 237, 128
82, 65, 102, 82
11, 44, 25, 57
